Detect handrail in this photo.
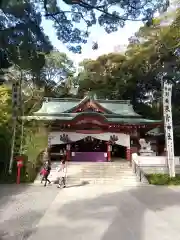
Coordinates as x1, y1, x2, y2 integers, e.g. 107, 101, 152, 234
132, 159, 148, 183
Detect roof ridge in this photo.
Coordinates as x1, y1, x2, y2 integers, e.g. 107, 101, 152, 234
44, 97, 81, 102
97, 99, 131, 104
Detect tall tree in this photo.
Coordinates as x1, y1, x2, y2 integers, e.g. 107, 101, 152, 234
0, 0, 53, 79
0, 0, 170, 58
77, 10, 180, 119
43, 0, 170, 53
37, 50, 75, 97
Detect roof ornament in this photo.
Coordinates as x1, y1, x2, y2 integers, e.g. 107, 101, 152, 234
60, 134, 71, 143
109, 135, 118, 145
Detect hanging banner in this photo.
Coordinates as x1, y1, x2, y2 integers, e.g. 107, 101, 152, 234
163, 82, 175, 177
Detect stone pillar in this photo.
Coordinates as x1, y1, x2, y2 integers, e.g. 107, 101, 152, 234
66, 144, 71, 161
107, 142, 111, 161
126, 147, 131, 161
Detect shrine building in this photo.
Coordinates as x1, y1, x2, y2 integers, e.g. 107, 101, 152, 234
26, 95, 162, 162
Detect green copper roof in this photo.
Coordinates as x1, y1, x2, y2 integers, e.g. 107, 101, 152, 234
34, 97, 140, 117
23, 114, 161, 124
34, 98, 80, 115
98, 100, 140, 116
146, 127, 164, 136
27, 97, 162, 125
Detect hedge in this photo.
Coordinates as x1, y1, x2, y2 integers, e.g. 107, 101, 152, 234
146, 174, 180, 185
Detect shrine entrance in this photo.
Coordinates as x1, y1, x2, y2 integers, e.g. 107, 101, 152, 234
50, 144, 66, 161
71, 137, 107, 162
111, 144, 126, 160
71, 137, 107, 152
48, 132, 132, 162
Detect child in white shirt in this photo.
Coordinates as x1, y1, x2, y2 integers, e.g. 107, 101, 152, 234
57, 159, 67, 188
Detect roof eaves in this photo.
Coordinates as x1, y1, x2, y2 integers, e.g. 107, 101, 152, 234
65, 95, 90, 113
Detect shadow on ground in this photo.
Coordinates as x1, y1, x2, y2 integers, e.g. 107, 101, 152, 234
0, 186, 59, 240
1, 185, 180, 239
65, 180, 89, 188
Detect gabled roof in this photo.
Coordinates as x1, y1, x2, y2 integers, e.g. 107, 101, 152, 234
34, 96, 140, 117
97, 99, 140, 116
34, 98, 80, 115
27, 96, 162, 125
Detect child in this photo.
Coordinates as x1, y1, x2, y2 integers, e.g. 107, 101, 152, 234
57, 159, 67, 188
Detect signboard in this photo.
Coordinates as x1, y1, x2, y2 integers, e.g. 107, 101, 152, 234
163, 82, 175, 177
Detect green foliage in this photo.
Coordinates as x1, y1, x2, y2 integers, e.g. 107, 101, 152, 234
146, 174, 180, 185
0, 85, 47, 183
21, 122, 48, 182
40, 51, 75, 97
77, 11, 180, 121
0, 0, 53, 77
23, 123, 47, 164
0, 86, 12, 177
0, 85, 12, 125
44, 0, 169, 53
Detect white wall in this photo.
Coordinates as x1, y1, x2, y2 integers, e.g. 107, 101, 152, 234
132, 154, 180, 166
48, 131, 130, 147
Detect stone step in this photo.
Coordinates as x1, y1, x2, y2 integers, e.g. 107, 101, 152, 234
37, 174, 140, 181
34, 179, 147, 186
35, 161, 147, 186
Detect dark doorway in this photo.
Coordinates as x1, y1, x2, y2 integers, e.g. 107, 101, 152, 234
71, 137, 107, 152
111, 144, 126, 159
50, 144, 66, 161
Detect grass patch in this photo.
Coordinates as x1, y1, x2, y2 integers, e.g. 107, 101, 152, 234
146, 174, 180, 185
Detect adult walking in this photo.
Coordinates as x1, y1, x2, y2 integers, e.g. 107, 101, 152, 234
44, 160, 51, 187
43, 149, 51, 187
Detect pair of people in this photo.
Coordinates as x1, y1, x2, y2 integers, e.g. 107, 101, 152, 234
41, 157, 67, 188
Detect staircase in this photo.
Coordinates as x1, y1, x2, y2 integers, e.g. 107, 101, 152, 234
34, 161, 148, 186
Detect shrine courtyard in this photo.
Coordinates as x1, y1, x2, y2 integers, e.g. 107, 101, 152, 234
0, 184, 180, 240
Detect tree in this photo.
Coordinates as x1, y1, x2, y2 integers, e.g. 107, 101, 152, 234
0, 0, 170, 59
0, 0, 53, 78
77, 10, 180, 120
0, 85, 11, 125
30, 50, 75, 97
0, 86, 12, 176
41, 51, 74, 86
77, 53, 127, 99
43, 0, 170, 53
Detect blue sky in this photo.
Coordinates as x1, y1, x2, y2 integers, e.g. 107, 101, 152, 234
41, 2, 143, 67
40, 0, 175, 68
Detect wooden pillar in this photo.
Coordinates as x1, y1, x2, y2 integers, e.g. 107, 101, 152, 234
66, 144, 71, 161
107, 142, 111, 161
126, 147, 131, 161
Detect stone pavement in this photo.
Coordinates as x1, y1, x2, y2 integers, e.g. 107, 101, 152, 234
1, 184, 180, 240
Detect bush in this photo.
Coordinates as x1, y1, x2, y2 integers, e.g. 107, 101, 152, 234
146, 174, 180, 185
22, 122, 47, 182
0, 122, 47, 184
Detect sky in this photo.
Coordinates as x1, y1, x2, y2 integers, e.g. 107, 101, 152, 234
40, 1, 144, 67
41, 0, 176, 67
42, 18, 142, 67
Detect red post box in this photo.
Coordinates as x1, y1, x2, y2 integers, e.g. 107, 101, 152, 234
16, 156, 24, 184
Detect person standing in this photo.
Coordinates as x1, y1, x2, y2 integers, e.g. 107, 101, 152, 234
57, 159, 67, 188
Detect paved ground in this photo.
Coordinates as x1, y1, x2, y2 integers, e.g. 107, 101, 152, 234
1, 184, 180, 240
